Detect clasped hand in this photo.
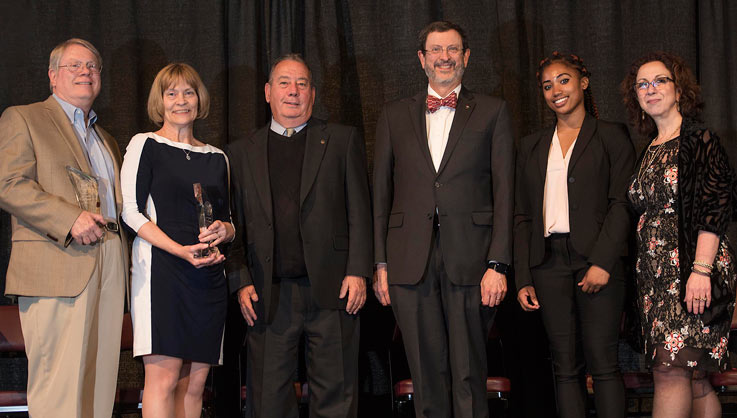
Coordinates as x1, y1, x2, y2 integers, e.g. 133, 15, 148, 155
577, 264, 610, 293
180, 221, 234, 268
198, 220, 234, 247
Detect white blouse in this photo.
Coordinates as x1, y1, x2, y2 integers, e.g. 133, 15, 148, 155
543, 127, 577, 237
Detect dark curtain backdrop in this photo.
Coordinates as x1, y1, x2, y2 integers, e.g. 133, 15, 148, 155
1, 1, 736, 415
2, 0, 736, 296
2, 1, 736, 156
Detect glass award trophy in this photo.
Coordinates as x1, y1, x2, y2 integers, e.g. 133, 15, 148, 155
193, 183, 214, 258
66, 166, 101, 214
65, 166, 103, 247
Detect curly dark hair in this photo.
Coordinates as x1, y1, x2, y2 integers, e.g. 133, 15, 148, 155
536, 51, 599, 119
620, 51, 703, 136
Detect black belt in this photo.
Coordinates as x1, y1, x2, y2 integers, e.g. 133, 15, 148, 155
545, 233, 569, 241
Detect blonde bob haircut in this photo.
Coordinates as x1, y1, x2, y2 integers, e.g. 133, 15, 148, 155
147, 63, 210, 126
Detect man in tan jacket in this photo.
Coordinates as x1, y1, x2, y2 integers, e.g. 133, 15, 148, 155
0, 38, 128, 418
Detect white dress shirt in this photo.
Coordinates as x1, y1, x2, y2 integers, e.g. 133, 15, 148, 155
270, 118, 307, 136
426, 84, 462, 171
53, 94, 117, 221
543, 127, 577, 237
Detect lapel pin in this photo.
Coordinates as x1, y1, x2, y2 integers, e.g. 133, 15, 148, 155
320, 139, 326, 144
465, 104, 470, 109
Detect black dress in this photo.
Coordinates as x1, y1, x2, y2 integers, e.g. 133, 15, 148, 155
628, 137, 734, 371
121, 132, 230, 365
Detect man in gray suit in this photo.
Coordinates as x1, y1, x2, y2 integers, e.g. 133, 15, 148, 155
227, 54, 372, 418
372, 21, 514, 418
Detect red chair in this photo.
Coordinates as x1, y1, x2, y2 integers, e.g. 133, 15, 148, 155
0, 305, 27, 414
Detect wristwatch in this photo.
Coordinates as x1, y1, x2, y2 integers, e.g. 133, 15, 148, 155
487, 260, 510, 275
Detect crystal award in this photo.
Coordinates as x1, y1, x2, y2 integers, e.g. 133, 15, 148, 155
193, 183, 214, 258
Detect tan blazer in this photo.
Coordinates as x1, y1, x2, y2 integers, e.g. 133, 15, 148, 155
0, 96, 129, 297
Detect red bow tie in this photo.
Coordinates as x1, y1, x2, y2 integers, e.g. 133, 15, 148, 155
426, 92, 458, 113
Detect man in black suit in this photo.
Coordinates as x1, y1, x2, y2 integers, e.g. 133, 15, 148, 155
372, 21, 514, 418
227, 53, 373, 418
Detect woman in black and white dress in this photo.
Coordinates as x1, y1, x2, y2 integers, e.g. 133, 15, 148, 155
121, 63, 234, 418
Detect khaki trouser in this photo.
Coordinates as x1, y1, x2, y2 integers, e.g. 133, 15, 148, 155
19, 233, 125, 418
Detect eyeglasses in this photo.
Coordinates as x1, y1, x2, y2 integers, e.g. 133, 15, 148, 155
423, 45, 464, 56
634, 76, 673, 92
58, 62, 102, 74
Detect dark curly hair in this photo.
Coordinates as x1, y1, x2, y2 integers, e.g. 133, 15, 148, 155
620, 51, 703, 136
536, 51, 599, 119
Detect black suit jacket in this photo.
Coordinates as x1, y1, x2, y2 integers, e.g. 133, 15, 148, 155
373, 87, 515, 286
513, 113, 636, 290
226, 118, 373, 323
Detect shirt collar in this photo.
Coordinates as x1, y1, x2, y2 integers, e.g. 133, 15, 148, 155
270, 118, 308, 135
427, 83, 462, 100
53, 94, 97, 128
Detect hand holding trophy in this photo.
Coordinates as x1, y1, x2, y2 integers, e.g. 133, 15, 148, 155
66, 166, 113, 246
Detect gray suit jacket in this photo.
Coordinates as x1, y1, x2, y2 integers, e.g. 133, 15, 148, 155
226, 118, 373, 323
373, 87, 515, 285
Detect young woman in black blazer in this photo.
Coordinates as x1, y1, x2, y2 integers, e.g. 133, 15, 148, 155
514, 52, 636, 418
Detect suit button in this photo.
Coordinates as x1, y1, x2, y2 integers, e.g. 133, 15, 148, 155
427, 213, 432, 219
568, 177, 575, 183
434, 181, 441, 188
265, 256, 271, 262
267, 223, 272, 229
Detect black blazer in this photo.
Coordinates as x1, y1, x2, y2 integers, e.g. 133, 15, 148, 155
226, 118, 373, 323
514, 113, 636, 289
373, 87, 515, 286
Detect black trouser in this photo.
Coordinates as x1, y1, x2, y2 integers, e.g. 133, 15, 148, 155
531, 234, 625, 418
245, 276, 360, 418
390, 229, 494, 418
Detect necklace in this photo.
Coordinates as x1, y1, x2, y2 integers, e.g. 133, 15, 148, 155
636, 143, 664, 184
183, 148, 191, 160
636, 123, 681, 184
652, 123, 682, 146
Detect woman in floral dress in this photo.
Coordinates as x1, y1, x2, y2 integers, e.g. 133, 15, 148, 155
622, 51, 737, 418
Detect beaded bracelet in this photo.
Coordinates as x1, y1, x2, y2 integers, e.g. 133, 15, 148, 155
693, 261, 714, 270
691, 267, 711, 277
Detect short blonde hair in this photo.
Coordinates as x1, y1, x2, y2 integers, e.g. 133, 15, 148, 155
147, 63, 210, 126
48, 38, 103, 92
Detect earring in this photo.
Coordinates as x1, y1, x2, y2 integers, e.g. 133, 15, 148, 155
677, 100, 681, 112
641, 110, 645, 120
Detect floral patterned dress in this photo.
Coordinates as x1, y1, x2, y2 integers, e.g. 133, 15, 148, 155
628, 137, 733, 372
